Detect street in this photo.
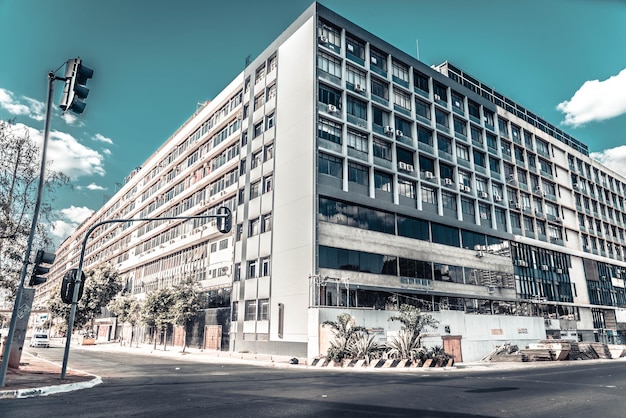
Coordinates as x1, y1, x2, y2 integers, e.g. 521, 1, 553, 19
1, 346, 625, 417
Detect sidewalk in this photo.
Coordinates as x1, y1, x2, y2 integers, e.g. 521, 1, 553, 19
0, 351, 101, 399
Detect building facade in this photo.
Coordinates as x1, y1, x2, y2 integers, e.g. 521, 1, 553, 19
37, 3, 626, 361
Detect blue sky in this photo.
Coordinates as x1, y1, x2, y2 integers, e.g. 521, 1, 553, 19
1, 0, 625, 245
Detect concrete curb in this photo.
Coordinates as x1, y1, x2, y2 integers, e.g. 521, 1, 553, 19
0, 375, 103, 400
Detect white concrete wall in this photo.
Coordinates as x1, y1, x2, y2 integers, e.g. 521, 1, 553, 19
270, 16, 316, 346
318, 307, 546, 362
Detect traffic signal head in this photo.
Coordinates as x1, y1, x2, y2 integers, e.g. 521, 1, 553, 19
216, 206, 232, 234
60, 269, 85, 304
29, 249, 56, 286
59, 58, 94, 114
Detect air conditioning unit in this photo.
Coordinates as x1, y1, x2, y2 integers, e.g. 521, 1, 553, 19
555, 217, 563, 224
487, 286, 495, 293
462, 185, 471, 192
516, 260, 529, 267
494, 195, 502, 202
444, 178, 453, 185
327, 104, 338, 113
480, 212, 488, 219
541, 265, 549, 271
404, 164, 414, 172
573, 183, 580, 189
318, 35, 328, 43
480, 191, 488, 198
515, 203, 522, 209
434, 94, 441, 101
398, 161, 408, 170
384, 125, 394, 134
395, 130, 403, 137
354, 84, 366, 92
555, 268, 563, 274
425, 171, 434, 179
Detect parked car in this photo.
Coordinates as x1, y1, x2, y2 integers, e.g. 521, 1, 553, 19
29, 333, 50, 348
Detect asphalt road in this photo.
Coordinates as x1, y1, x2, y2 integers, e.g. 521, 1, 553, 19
1, 347, 625, 418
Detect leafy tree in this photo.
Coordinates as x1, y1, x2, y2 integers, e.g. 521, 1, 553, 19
171, 277, 202, 352
388, 303, 438, 350
108, 292, 142, 347
47, 264, 123, 332
142, 287, 175, 351
323, 313, 366, 362
0, 119, 69, 295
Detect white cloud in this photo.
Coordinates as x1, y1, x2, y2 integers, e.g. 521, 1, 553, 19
557, 68, 626, 127
85, 183, 106, 191
0, 88, 45, 121
50, 205, 94, 239
93, 133, 113, 144
14, 122, 106, 179
590, 146, 626, 178
61, 112, 82, 126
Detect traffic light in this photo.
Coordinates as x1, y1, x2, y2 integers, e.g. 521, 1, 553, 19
29, 249, 56, 286
60, 269, 86, 304
216, 206, 232, 233
59, 58, 93, 114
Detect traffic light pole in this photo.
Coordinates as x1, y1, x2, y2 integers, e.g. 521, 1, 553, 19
61, 209, 231, 378
0, 72, 58, 387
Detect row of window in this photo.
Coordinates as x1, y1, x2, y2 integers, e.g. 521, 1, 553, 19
233, 256, 271, 281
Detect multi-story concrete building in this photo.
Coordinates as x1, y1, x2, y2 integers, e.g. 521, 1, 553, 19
37, 2, 626, 361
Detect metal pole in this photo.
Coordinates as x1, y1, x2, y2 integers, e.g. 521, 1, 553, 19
60, 212, 229, 378
0, 72, 55, 387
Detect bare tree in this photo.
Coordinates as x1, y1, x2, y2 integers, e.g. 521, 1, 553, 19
0, 119, 69, 295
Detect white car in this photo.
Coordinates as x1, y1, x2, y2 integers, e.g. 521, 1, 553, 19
29, 333, 50, 348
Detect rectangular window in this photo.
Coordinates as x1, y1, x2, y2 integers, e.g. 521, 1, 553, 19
318, 118, 342, 144
435, 109, 449, 129
257, 298, 269, 320
415, 99, 431, 120
347, 97, 367, 121
421, 185, 437, 205
262, 213, 272, 233
261, 257, 271, 277
398, 178, 416, 199
254, 121, 264, 137
346, 35, 365, 61
374, 170, 392, 192
373, 138, 391, 160
456, 144, 469, 161
319, 85, 342, 108
244, 300, 256, 321
392, 60, 409, 85
254, 94, 264, 111
247, 260, 257, 279
263, 175, 273, 193
266, 113, 275, 129
346, 65, 366, 89
393, 89, 411, 111
371, 78, 389, 101
347, 130, 368, 152
370, 48, 387, 74
414, 70, 429, 94
318, 153, 343, 178
442, 191, 457, 211
318, 52, 342, 78
249, 218, 260, 236
250, 181, 261, 199
348, 162, 369, 186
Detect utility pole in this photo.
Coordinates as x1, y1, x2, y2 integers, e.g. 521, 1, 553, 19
0, 72, 56, 387
0, 58, 93, 387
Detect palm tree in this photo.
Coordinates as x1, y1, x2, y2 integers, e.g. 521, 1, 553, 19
323, 313, 366, 362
